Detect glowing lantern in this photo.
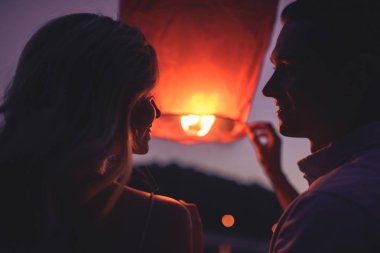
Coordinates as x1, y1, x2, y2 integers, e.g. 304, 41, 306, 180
119, 0, 278, 143
180, 114, 216, 137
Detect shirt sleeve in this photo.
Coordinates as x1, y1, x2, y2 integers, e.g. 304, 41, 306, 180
270, 191, 375, 253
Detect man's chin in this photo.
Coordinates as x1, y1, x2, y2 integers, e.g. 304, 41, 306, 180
278, 121, 305, 138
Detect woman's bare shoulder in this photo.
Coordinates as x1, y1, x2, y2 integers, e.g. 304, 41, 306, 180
118, 186, 193, 252
145, 194, 193, 252
119, 185, 191, 221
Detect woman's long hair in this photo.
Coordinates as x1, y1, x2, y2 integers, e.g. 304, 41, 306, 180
0, 13, 157, 251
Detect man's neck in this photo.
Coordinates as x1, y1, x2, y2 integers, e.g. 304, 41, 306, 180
308, 120, 369, 153
309, 139, 330, 153
308, 128, 341, 153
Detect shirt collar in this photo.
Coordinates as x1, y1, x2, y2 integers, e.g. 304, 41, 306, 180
298, 121, 380, 185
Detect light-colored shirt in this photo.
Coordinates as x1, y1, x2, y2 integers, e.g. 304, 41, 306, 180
269, 121, 380, 253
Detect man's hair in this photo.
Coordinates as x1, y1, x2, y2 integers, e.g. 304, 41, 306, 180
281, 0, 380, 120
281, 0, 380, 68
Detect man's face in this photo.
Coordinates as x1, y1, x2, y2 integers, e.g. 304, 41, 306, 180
263, 22, 345, 140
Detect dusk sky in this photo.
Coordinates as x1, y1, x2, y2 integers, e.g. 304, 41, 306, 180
0, 0, 310, 192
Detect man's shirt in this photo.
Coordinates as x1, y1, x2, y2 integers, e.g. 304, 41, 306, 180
270, 122, 380, 253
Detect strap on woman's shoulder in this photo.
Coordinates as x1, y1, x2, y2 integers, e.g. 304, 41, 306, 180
138, 192, 155, 252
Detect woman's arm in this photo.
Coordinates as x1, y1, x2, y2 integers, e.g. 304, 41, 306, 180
248, 122, 299, 210
179, 200, 203, 253
147, 195, 203, 253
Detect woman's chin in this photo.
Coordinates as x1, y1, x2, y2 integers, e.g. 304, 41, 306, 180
132, 132, 151, 154
132, 143, 149, 155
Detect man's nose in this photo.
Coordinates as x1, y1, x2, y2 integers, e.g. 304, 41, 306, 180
262, 72, 280, 98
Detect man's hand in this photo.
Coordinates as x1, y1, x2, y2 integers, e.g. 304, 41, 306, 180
248, 122, 282, 176
247, 122, 298, 209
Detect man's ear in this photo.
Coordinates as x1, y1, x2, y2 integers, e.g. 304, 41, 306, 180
337, 53, 376, 96
356, 53, 377, 92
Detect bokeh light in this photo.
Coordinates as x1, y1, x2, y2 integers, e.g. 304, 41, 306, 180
222, 214, 235, 228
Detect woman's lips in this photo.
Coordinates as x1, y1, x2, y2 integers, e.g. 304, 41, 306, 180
143, 126, 152, 139
146, 129, 151, 139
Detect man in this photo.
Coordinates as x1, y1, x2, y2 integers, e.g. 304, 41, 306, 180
250, 0, 380, 252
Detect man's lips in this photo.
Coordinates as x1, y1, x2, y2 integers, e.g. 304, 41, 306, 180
276, 102, 291, 109
275, 100, 292, 117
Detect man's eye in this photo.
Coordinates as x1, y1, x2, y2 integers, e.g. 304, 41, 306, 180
273, 64, 286, 71
274, 63, 297, 73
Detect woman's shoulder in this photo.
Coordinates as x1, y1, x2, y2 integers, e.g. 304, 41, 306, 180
79, 184, 193, 252
117, 185, 192, 226
112, 184, 193, 252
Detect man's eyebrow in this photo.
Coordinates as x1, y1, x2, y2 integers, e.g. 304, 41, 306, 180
270, 53, 277, 65
270, 54, 290, 66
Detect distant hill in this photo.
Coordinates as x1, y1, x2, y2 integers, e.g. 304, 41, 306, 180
129, 163, 282, 240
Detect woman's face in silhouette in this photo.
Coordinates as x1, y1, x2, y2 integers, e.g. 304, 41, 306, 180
131, 95, 161, 154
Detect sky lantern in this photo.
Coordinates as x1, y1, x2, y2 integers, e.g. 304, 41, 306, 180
119, 0, 278, 143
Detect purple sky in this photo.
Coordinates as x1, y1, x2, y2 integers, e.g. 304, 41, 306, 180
0, 0, 310, 192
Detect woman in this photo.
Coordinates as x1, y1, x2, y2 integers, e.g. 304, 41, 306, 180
0, 13, 202, 253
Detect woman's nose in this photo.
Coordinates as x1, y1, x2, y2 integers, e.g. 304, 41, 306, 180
151, 99, 161, 119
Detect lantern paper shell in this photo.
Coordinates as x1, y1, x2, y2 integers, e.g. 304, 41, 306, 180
119, 0, 278, 143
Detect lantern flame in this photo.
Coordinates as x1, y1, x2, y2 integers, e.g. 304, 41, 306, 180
180, 114, 216, 137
